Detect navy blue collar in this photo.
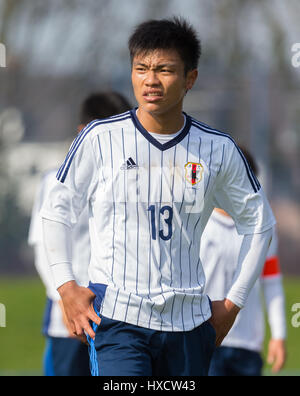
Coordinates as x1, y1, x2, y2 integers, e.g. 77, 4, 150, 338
130, 108, 192, 151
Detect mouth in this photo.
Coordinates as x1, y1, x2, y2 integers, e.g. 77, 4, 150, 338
143, 91, 163, 102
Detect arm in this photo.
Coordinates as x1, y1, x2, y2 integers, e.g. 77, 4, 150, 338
261, 255, 286, 372
33, 244, 60, 302
210, 228, 273, 346
42, 217, 100, 342
28, 170, 62, 301
210, 142, 276, 346
41, 130, 101, 342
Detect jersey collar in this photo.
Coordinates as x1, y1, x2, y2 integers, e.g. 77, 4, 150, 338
130, 108, 192, 151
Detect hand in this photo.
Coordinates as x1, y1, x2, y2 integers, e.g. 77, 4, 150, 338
209, 299, 240, 347
58, 299, 78, 339
58, 281, 101, 344
267, 339, 286, 373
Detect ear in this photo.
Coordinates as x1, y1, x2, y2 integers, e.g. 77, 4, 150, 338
186, 69, 198, 91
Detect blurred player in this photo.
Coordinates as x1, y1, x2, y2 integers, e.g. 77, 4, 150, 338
28, 91, 131, 376
201, 147, 286, 376
41, 18, 276, 376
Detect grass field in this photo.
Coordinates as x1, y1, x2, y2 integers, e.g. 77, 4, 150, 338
0, 276, 299, 376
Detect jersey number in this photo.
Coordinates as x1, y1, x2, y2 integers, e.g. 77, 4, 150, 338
148, 205, 173, 241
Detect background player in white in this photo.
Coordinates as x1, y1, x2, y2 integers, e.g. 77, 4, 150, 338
201, 148, 286, 376
28, 92, 131, 376
41, 18, 276, 376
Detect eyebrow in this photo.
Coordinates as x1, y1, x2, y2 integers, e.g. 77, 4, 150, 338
133, 62, 177, 69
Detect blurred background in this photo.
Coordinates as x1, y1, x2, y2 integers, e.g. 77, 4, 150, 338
0, 0, 299, 375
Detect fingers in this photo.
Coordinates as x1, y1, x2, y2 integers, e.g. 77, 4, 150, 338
72, 331, 88, 345
267, 350, 275, 366
76, 318, 96, 340
267, 340, 286, 373
88, 306, 101, 326
66, 313, 100, 342
60, 286, 101, 341
271, 352, 285, 373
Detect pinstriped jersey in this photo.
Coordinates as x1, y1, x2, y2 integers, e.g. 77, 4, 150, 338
41, 109, 276, 332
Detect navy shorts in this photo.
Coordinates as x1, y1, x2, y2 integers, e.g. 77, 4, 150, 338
88, 315, 216, 376
208, 346, 263, 376
44, 336, 91, 376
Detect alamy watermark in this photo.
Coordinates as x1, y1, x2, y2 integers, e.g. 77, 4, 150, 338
291, 43, 300, 68
0, 42, 6, 67
291, 303, 300, 328
0, 303, 6, 327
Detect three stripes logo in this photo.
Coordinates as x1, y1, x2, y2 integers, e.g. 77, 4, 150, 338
121, 157, 138, 170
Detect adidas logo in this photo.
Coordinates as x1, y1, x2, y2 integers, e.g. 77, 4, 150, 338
120, 157, 138, 170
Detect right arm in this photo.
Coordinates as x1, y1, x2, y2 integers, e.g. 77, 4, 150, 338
28, 171, 61, 302
42, 217, 100, 341
41, 128, 101, 341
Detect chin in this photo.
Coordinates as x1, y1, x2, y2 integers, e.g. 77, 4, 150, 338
141, 102, 167, 114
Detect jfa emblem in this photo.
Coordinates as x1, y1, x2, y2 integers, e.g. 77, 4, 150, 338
184, 162, 204, 185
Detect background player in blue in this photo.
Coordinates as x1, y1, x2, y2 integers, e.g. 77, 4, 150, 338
41, 18, 276, 376
29, 91, 131, 376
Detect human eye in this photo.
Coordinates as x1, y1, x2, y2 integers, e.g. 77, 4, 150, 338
161, 68, 173, 74
135, 65, 146, 72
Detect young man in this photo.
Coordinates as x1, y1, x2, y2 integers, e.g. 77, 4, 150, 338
201, 149, 286, 376
41, 18, 276, 376
28, 92, 131, 376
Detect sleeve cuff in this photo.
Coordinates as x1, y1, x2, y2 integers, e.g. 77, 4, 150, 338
50, 262, 75, 290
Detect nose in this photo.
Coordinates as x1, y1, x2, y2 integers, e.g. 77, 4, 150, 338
145, 70, 160, 86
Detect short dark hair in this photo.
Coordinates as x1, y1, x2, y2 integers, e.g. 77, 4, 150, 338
80, 92, 132, 125
239, 146, 259, 176
128, 17, 201, 74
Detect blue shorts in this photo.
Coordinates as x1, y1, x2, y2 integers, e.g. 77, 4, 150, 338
88, 315, 216, 376
208, 346, 263, 376
44, 336, 91, 376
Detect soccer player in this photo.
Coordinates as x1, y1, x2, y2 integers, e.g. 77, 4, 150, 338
41, 18, 276, 376
28, 92, 131, 376
201, 148, 286, 376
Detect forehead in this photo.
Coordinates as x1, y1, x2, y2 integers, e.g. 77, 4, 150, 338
132, 48, 183, 66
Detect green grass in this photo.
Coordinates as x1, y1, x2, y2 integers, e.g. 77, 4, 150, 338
0, 275, 299, 376
0, 277, 45, 375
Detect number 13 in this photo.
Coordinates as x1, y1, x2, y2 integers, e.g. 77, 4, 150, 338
148, 205, 173, 241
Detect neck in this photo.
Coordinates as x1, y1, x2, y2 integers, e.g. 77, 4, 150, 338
136, 105, 185, 135
215, 208, 231, 218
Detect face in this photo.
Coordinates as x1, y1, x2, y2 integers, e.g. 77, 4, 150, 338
131, 49, 198, 117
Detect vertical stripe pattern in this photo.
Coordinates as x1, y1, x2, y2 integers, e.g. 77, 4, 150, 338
49, 111, 273, 334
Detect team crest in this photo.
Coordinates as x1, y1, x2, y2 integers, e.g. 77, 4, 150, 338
184, 162, 204, 185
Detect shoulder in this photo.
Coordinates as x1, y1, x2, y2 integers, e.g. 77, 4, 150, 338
81, 110, 133, 140
188, 115, 244, 168
188, 115, 235, 146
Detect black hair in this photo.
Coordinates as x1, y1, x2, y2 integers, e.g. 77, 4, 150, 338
239, 145, 259, 176
128, 17, 201, 74
80, 92, 132, 125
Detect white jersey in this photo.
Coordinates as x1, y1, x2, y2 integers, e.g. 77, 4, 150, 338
201, 210, 286, 352
29, 169, 90, 337
41, 109, 275, 332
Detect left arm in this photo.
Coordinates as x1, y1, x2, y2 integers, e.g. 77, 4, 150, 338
210, 228, 272, 346
261, 238, 287, 372
210, 141, 276, 346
